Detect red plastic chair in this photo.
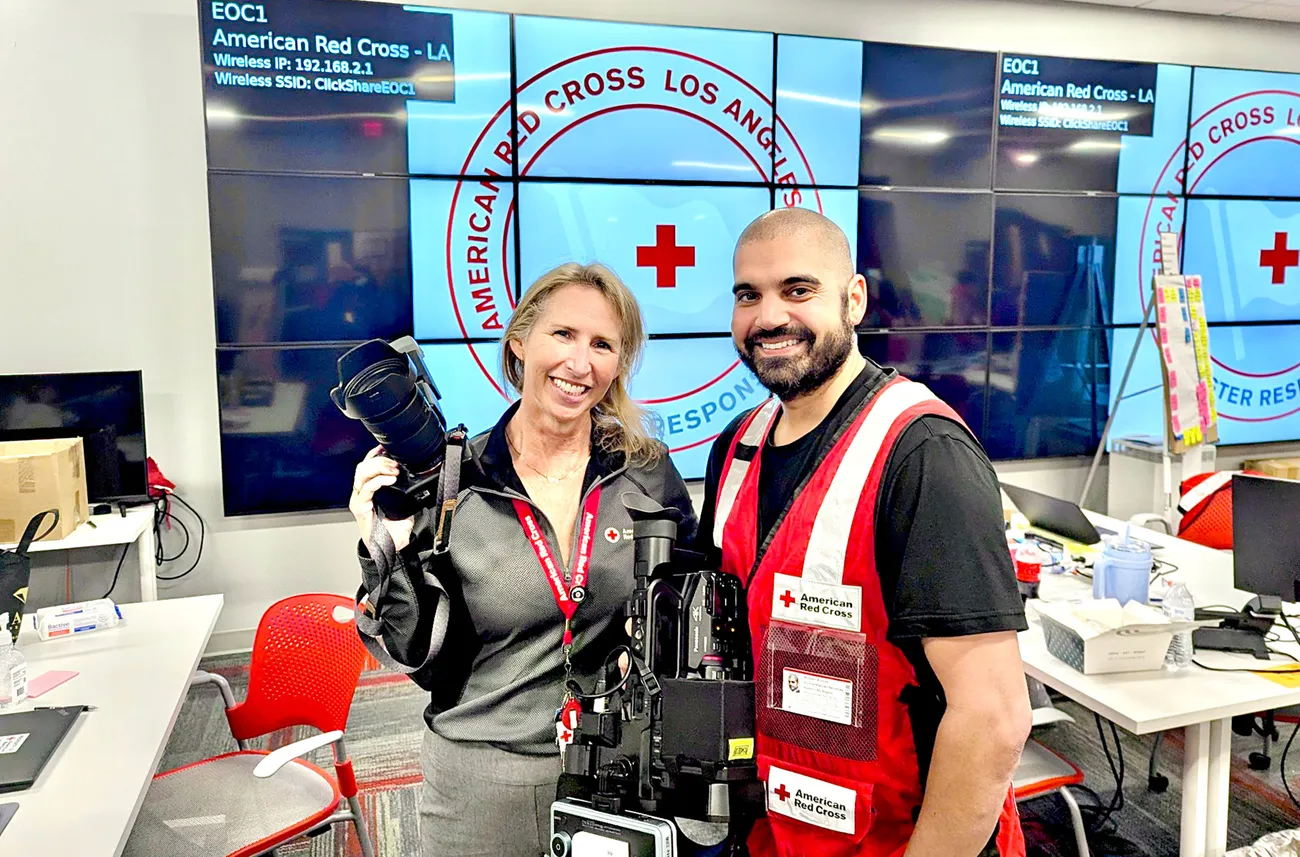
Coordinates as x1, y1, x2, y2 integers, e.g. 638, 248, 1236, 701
123, 593, 375, 857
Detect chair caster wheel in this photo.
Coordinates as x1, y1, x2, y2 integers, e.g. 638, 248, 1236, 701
1249, 752, 1272, 771
1148, 774, 1169, 793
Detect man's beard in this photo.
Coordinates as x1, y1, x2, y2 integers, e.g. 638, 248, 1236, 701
737, 310, 856, 402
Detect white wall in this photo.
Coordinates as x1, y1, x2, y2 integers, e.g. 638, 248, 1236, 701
3, 0, 1299, 651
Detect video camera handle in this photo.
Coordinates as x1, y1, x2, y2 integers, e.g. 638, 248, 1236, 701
622, 492, 680, 673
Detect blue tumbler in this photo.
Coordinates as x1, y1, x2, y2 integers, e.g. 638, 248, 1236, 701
1092, 527, 1153, 605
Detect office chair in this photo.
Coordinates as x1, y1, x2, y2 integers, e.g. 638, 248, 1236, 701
1014, 736, 1090, 857
123, 593, 376, 857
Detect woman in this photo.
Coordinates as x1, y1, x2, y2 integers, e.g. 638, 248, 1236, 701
350, 262, 697, 857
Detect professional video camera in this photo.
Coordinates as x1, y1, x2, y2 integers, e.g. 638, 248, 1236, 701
551, 494, 762, 857
330, 337, 462, 522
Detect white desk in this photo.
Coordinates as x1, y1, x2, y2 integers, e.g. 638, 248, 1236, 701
0, 507, 158, 601
1019, 513, 1300, 857
0, 594, 223, 856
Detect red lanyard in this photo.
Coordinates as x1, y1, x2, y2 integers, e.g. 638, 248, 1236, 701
512, 486, 602, 650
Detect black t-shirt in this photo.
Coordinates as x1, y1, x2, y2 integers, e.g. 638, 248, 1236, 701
695, 360, 1027, 779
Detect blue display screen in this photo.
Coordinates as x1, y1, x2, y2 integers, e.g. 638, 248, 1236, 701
630, 338, 765, 480
1107, 325, 1300, 446
1186, 67, 1300, 198
775, 35, 863, 188
518, 183, 769, 335
1184, 198, 1300, 323
1113, 195, 1186, 325
410, 177, 517, 340
512, 17, 775, 183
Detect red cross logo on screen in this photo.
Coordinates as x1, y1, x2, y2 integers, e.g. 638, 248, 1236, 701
779, 590, 797, 609
637, 224, 695, 288
773, 784, 791, 802
1260, 232, 1299, 285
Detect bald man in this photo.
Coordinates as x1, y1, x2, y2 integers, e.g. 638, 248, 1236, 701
696, 209, 1031, 857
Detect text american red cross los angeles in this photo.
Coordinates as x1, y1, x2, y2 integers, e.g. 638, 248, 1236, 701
637, 224, 696, 287
1260, 232, 1299, 285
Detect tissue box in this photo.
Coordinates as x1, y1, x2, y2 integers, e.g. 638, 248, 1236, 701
1033, 599, 1198, 675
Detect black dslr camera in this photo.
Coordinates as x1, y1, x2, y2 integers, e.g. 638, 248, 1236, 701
552, 494, 761, 857
331, 337, 462, 521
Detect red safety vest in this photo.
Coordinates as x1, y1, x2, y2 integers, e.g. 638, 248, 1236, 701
714, 376, 1025, 857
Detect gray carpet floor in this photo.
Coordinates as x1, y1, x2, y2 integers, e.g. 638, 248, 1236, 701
158, 655, 1300, 856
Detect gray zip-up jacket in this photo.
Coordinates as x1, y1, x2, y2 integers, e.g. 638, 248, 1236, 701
358, 403, 697, 756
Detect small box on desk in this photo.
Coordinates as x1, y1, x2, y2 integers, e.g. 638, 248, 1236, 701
0, 438, 89, 542
1033, 599, 1198, 675
1243, 457, 1300, 481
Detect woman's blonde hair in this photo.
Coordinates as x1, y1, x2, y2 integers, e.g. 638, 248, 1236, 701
500, 262, 662, 467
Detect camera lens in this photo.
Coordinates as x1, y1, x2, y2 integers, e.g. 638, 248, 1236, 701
332, 339, 447, 475
549, 831, 571, 856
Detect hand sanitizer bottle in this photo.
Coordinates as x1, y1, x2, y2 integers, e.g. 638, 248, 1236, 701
0, 615, 28, 711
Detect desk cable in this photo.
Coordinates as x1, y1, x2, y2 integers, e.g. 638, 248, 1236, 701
100, 491, 206, 600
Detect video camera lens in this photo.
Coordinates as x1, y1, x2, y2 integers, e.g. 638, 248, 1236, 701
331, 338, 447, 476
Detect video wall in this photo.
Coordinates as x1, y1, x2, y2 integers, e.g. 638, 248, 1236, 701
200, 0, 1300, 515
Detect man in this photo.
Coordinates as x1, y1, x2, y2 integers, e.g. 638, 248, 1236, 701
697, 208, 1031, 857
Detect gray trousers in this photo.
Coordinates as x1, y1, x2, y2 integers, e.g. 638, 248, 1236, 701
419, 728, 561, 857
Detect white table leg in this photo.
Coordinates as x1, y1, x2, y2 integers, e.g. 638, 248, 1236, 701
137, 523, 157, 602
1182, 721, 1211, 857
1205, 718, 1232, 857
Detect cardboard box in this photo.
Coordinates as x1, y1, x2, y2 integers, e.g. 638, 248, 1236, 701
1032, 599, 1201, 675
1244, 457, 1300, 481
0, 438, 90, 543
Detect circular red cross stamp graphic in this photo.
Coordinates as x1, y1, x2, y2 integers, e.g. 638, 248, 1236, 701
441, 47, 826, 452
1136, 88, 1300, 425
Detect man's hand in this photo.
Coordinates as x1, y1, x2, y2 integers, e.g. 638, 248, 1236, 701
904, 631, 1031, 857
350, 446, 415, 552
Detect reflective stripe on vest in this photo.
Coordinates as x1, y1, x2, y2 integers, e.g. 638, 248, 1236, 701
1178, 470, 1236, 515
713, 397, 780, 548
802, 381, 939, 586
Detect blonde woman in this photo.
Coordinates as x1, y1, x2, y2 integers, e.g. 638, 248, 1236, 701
351, 263, 696, 857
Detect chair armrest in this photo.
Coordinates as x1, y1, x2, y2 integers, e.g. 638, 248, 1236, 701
1129, 513, 1172, 535
191, 670, 237, 710
253, 730, 345, 779
1031, 706, 1076, 728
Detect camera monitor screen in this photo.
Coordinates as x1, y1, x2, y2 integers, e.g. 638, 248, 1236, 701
0, 372, 148, 502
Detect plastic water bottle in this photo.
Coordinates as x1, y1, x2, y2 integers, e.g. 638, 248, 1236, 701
1163, 583, 1195, 670
0, 615, 28, 711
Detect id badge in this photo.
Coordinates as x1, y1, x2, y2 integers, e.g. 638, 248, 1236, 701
781, 668, 853, 725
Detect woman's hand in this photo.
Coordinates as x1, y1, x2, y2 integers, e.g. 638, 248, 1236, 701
350, 446, 415, 552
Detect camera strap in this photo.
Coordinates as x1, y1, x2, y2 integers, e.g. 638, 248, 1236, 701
433, 425, 467, 556
511, 486, 602, 752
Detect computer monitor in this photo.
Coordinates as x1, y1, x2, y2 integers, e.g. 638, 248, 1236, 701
0, 371, 149, 503
1233, 474, 1300, 603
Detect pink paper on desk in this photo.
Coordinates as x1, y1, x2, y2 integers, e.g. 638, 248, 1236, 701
27, 670, 78, 698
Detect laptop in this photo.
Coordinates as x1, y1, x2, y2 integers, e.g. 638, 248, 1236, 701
1001, 483, 1114, 546
0, 705, 86, 794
